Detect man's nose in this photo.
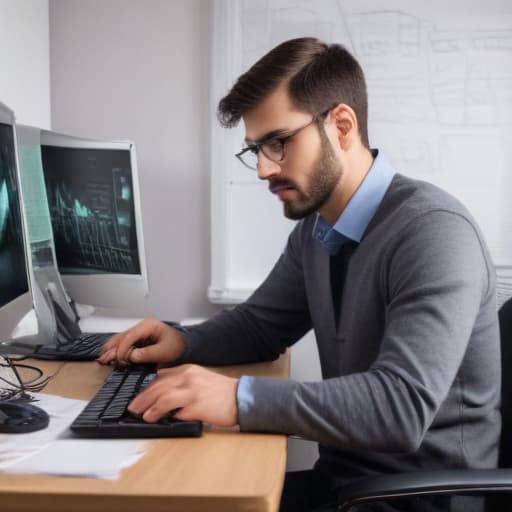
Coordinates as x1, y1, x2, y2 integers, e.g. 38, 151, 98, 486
256, 152, 281, 180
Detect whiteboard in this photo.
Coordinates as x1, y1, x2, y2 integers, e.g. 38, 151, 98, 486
209, 0, 512, 304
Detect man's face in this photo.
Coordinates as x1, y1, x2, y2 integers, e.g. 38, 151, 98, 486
281, 123, 342, 220
242, 86, 343, 221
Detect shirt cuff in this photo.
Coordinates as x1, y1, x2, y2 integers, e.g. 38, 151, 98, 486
236, 375, 256, 425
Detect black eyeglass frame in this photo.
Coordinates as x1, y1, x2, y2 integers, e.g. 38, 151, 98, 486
235, 109, 330, 170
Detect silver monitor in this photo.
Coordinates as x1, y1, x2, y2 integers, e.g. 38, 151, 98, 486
0, 103, 48, 352
39, 130, 149, 308
0, 104, 31, 341
16, 125, 80, 339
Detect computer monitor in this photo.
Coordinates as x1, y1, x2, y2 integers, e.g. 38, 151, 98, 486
0, 104, 54, 354
16, 125, 80, 339
39, 130, 148, 308
0, 104, 31, 343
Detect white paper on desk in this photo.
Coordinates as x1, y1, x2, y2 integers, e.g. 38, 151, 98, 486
0, 393, 86, 467
0, 393, 148, 479
5, 439, 147, 479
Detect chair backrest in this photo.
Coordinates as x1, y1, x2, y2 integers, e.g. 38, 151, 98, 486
498, 297, 512, 467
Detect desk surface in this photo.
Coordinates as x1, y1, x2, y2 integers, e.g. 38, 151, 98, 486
0, 354, 289, 512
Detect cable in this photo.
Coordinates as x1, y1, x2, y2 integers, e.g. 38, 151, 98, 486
0, 356, 56, 401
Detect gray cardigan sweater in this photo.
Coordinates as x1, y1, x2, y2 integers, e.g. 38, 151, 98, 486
182, 173, 501, 482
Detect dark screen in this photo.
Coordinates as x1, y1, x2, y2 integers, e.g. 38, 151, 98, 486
40, 146, 140, 275
0, 123, 29, 307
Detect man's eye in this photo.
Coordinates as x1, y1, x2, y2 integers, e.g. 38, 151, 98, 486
248, 146, 259, 155
264, 138, 284, 153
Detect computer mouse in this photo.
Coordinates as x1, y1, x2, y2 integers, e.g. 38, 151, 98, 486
0, 401, 50, 434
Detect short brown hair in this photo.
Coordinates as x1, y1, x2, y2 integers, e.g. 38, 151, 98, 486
217, 37, 369, 148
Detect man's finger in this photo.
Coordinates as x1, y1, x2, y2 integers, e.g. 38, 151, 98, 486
114, 319, 159, 362
129, 378, 185, 419
129, 343, 170, 364
99, 331, 124, 353
96, 346, 118, 365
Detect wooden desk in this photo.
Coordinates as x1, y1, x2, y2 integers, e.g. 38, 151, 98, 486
0, 354, 290, 512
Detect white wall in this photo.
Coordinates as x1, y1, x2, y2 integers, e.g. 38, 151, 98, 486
0, 0, 51, 127
49, 0, 220, 321
0, 0, 51, 328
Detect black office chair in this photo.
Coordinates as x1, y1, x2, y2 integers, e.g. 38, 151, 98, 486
334, 297, 512, 512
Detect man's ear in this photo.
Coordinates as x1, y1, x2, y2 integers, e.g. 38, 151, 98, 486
331, 103, 358, 150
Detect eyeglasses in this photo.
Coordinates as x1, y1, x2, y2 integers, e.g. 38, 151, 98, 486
235, 113, 324, 171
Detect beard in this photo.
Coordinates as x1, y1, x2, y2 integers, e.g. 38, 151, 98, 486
282, 124, 343, 220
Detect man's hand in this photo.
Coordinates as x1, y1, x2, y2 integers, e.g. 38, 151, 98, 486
97, 317, 186, 366
128, 365, 239, 428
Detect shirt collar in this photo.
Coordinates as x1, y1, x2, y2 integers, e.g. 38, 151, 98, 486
313, 149, 395, 255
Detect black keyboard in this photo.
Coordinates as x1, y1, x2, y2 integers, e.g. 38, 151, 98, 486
70, 365, 203, 438
32, 332, 113, 361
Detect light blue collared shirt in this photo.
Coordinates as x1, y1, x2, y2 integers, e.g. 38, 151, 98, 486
313, 149, 396, 255
237, 149, 396, 419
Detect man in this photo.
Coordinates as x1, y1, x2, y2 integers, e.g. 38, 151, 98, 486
99, 38, 501, 511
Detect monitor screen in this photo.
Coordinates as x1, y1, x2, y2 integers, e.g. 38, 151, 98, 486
0, 106, 31, 342
41, 146, 140, 275
39, 131, 148, 307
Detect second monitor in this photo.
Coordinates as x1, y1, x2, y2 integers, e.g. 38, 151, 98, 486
40, 130, 148, 308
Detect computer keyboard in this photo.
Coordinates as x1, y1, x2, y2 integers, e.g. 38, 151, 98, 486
70, 364, 203, 438
32, 332, 113, 360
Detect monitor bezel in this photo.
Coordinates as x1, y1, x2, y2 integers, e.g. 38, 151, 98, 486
39, 130, 149, 307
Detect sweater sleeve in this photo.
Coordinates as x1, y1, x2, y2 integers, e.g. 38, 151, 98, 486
237, 210, 495, 452
177, 220, 313, 366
